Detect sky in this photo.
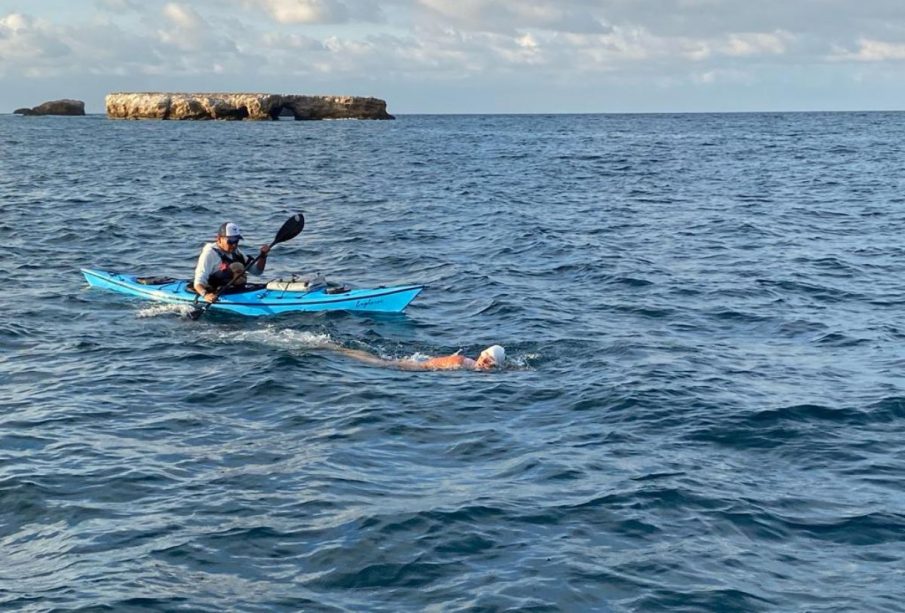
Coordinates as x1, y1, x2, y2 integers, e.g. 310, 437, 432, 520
2, 0, 905, 114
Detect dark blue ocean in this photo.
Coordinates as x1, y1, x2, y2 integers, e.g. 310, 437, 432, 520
2, 112, 904, 612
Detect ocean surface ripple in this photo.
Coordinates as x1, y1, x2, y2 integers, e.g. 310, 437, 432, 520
2, 113, 904, 611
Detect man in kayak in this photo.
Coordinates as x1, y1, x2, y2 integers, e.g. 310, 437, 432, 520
193, 221, 271, 303
328, 344, 506, 371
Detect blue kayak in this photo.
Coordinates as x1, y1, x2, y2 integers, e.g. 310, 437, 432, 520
82, 269, 424, 316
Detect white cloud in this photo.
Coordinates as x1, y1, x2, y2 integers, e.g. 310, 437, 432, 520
831, 38, 905, 62
154, 3, 244, 57
250, 0, 393, 24
416, 0, 608, 34
1, 12, 30, 31
163, 3, 203, 30
264, 0, 347, 24
517, 33, 538, 49
723, 32, 789, 57
95, 0, 143, 13
261, 31, 325, 50
0, 12, 71, 74
240, 0, 391, 24
691, 68, 754, 84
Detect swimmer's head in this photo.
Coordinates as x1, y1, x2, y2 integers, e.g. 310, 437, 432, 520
476, 345, 505, 370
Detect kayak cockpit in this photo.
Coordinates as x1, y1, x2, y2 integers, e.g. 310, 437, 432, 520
135, 276, 267, 294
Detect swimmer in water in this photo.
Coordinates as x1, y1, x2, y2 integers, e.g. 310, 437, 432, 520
328, 344, 506, 371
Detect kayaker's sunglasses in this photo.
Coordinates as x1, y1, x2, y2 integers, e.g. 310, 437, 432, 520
226, 236, 241, 245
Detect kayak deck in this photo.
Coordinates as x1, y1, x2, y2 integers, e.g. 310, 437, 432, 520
81, 269, 424, 315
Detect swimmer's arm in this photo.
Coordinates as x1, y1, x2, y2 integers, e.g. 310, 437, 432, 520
322, 343, 474, 371
326, 344, 394, 367
342, 350, 433, 370
394, 359, 432, 371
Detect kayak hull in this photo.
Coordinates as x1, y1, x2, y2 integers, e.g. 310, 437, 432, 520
81, 269, 423, 315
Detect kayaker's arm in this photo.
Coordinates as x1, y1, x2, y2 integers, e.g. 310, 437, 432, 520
193, 281, 217, 302
193, 245, 217, 302
247, 244, 271, 275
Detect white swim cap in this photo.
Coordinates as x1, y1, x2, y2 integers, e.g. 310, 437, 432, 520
480, 345, 505, 367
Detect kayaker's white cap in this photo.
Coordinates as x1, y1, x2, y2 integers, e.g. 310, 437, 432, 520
218, 221, 243, 239
480, 345, 505, 367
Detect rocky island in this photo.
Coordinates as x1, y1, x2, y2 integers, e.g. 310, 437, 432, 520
14, 99, 86, 116
105, 93, 393, 120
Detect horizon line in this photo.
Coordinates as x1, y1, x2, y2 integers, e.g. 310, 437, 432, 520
7, 109, 905, 117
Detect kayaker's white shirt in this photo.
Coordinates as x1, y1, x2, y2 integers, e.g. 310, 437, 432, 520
193, 242, 261, 288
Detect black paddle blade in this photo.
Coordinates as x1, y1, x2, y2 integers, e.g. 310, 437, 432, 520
187, 305, 206, 320
273, 213, 305, 246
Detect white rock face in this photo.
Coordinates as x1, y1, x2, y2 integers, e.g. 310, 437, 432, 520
105, 93, 393, 120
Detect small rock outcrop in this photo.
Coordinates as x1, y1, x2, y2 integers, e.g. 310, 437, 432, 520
14, 99, 86, 116
105, 93, 394, 120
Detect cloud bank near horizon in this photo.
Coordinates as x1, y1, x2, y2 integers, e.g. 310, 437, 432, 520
2, 0, 904, 113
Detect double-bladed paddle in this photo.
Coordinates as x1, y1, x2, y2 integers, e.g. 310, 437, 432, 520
188, 212, 305, 320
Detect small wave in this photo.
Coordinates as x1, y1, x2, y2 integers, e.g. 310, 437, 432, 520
864, 396, 905, 422
633, 587, 773, 611
210, 326, 335, 350
603, 275, 654, 288
813, 332, 870, 347
510, 352, 540, 368
135, 304, 194, 318
777, 319, 827, 336
705, 308, 771, 324
612, 304, 676, 319
688, 398, 905, 454
747, 403, 861, 425
755, 278, 864, 303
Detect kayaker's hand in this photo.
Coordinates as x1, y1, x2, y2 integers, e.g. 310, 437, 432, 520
259, 244, 271, 256
203, 291, 217, 303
